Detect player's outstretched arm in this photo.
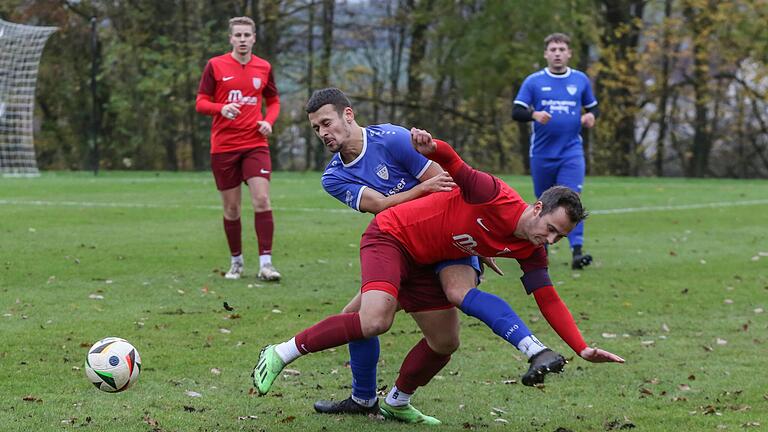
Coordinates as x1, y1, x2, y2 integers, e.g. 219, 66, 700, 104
533, 284, 624, 364
579, 347, 624, 363
358, 171, 455, 214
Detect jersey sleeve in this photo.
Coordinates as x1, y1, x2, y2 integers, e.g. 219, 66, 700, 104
581, 74, 598, 109
197, 61, 216, 96
386, 126, 431, 178
513, 76, 535, 109
321, 172, 367, 212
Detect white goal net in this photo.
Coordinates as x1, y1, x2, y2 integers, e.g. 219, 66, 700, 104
0, 18, 56, 176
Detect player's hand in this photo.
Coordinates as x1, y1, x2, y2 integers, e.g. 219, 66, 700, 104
532, 111, 552, 125
221, 103, 242, 120
579, 346, 625, 363
257, 121, 273, 136
418, 171, 455, 193
410, 127, 436, 155
479, 256, 504, 276
581, 112, 596, 128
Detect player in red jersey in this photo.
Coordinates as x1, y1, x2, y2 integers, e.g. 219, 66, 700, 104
195, 16, 281, 281
253, 136, 624, 423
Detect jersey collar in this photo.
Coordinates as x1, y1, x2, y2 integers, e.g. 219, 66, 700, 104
544, 67, 572, 78
342, 127, 368, 168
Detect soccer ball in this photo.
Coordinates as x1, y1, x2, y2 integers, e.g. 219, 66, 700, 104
84, 337, 142, 392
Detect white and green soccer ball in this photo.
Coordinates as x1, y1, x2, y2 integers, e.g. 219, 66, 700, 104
84, 337, 141, 392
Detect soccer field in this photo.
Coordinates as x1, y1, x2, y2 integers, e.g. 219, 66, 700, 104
1, 172, 766, 431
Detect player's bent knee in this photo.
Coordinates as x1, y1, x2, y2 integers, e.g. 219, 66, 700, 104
443, 284, 471, 306
430, 337, 460, 355
359, 315, 394, 337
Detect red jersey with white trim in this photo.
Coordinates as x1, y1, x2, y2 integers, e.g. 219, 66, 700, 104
196, 53, 280, 154
376, 142, 540, 266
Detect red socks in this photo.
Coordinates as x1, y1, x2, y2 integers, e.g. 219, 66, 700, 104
254, 210, 274, 255
395, 338, 451, 394
223, 218, 242, 256
294, 313, 364, 354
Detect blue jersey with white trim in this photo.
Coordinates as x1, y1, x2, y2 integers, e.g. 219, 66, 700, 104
321, 124, 431, 212
514, 67, 597, 159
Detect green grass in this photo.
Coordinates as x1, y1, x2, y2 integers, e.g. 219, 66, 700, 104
1, 172, 767, 431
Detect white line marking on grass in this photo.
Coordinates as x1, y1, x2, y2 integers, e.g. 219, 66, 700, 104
0, 199, 353, 213
2, 198, 768, 215
589, 199, 768, 215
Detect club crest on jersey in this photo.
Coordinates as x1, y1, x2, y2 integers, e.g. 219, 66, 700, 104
345, 190, 354, 206
566, 85, 577, 96
252, 78, 262, 89
375, 164, 389, 180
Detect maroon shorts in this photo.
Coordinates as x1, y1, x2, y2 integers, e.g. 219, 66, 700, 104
210, 146, 271, 191
359, 220, 453, 313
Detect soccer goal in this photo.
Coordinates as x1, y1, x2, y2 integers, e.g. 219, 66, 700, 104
0, 18, 57, 177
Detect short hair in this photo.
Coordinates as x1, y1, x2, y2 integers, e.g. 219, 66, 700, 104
306, 87, 352, 115
544, 32, 571, 49
539, 185, 588, 224
229, 17, 256, 34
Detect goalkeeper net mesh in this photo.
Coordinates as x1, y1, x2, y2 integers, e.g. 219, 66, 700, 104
0, 18, 56, 176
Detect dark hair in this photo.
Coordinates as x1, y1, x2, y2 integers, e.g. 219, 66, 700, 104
544, 32, 571, 49
306, 88, 352, 115
539, 186, 588, 223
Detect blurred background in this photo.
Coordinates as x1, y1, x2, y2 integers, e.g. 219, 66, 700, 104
2, 0, 767, 177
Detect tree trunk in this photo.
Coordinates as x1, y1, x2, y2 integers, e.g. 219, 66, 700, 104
304, 0, 315, 171
313, 0, 334, 170
655, 0, 673, 177
405, 0, 434, 126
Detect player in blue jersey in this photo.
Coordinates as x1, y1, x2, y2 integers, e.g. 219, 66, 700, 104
513, 33, 599, 270
303, 88, 566, 422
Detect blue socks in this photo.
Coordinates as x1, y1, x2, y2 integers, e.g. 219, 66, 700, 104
349, 337, 380, 402
459, 288, 532, 347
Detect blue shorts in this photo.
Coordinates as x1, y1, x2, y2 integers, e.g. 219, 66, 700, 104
433, 256, 482, 285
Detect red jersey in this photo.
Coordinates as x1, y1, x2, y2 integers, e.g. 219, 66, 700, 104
195, 53, 280, 154
376, 140, 545, 269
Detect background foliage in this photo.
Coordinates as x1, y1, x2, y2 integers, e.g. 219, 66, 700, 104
2, 0, 767, 177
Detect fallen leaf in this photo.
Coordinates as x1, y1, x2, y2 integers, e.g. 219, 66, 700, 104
502, 379, 517, 384
183, 406, 196, 412
491, 407, 506, 414
281, 416, 296, 423
88, 294, 104, 300
716, 338, 727, 345
602, 333, 617, 338
641, 340, 655, 346
283, 369, 301, 376
662, 323, 670, 332
724, 299, 734, 304
742, 421, 761, 427
271, 309, 282, 314
494, 418, 508, 423
688, 374, 696, 380
210, 368, 221, 375
678, 384, 691, 391
702, 345, 714, 352
143, 415, 159, 427
185, 390, 202, 398
22, 395, 40, 402
223, 302, 234, 311
754, 308, 764, 314
639, 387, 654, 396
238, 415, 259, 420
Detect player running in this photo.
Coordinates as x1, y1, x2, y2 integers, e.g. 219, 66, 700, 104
195, 16, 281, 281
253, 126, 624, 424
513, 32, 599, 270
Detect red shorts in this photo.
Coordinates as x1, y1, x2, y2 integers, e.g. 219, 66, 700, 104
210, 146, 271, 191
359, 220, 453, 313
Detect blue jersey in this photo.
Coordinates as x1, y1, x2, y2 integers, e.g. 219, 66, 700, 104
322, 123, 431, 212
514, 67, 597, 159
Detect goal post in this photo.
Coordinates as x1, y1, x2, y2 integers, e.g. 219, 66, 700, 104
0, 18, 57, 176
